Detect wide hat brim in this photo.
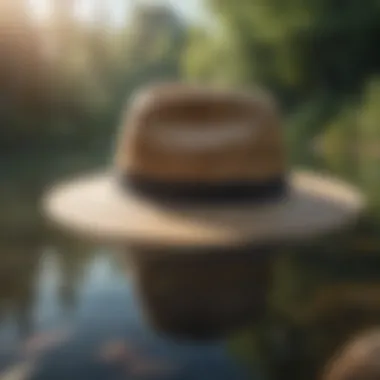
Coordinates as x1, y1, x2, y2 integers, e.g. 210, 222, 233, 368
43, 170, 364, 250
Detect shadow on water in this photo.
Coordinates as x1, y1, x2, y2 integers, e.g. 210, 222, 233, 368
128, 249, 274, 342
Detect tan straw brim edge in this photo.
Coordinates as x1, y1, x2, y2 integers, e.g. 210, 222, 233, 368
42, 170, 365, 252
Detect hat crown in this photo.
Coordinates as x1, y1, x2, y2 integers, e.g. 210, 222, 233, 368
116, 84, 285, 184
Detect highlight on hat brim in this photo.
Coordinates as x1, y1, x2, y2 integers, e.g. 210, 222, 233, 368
43, 170, 365, 250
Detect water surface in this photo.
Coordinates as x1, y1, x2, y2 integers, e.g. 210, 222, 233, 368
0, 152, 380, 380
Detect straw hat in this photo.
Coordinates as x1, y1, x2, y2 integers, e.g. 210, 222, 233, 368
44, 83, 365, 250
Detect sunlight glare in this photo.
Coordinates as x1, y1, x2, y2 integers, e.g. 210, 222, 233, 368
28, 0, 51, 20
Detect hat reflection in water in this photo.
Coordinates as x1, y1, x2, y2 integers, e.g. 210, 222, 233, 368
43, 83, 364, 250
129, 249, 273, 340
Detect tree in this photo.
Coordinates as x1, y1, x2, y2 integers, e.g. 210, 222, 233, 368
0, 1, 189, 149
184, 0, 380, 160
182, 27, 250, 87
206, 0, 380, 97
0, 0, 51, 143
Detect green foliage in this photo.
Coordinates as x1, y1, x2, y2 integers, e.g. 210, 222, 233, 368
179, 0, 380, 175
182, 28, 250, 87
204, 0, 380, 100
315, 77, 380, 211
0, 1, 187, 149
2, 0, 380, 171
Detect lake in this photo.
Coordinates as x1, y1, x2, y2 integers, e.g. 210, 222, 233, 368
0, 149, 380, 380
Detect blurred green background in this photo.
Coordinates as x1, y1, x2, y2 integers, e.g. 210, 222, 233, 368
1, 1, 380, 380
1, 0, 380, 191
